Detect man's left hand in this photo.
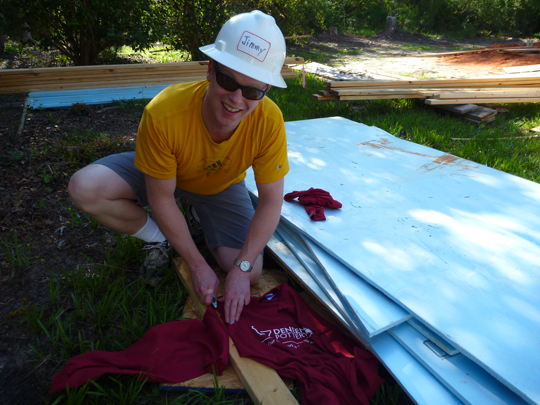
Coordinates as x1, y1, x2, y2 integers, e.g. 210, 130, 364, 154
221, 268, 251, 324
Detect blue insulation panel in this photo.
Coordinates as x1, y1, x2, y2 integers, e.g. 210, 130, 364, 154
267, 234, 463, 405
246, 117, 540, 405
390, 323, 528, 405
27, 84, 172, 109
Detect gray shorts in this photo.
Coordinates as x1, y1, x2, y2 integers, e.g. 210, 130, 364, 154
92, 151, 256, 251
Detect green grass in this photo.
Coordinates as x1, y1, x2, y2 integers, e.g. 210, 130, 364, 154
116, 45, 190, 63
23, 230, 228, 404
1, 232, 38, 278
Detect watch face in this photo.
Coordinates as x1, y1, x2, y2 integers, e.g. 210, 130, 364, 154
240, 261, 251, 271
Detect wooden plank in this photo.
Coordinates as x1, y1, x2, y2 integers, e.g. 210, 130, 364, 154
161, 362, 246, 393
426, 98, 540, 105
337, 94, 428, 100
311, 94, 337, 101
465, 106, 497, 120
435, 90, 540, 99
503, 64, 540, 74
325, 76, 540, 89
172, 257, 298, 405
331, 88, 432, 96
432, 104, 479, 114
463, 115, 496, 124
451, 134, 540, 140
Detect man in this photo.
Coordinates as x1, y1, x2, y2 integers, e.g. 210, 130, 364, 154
68, 10, 289, 325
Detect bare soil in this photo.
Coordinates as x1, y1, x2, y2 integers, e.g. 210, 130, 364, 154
1, 30, 538, 404
296, 30, 540, 79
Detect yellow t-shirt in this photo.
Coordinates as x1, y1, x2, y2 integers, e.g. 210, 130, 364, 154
134, 81, 289, 195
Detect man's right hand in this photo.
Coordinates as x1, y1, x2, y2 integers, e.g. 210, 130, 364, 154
191, 264, 219, 306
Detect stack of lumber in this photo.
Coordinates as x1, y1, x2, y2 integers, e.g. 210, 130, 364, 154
315, 74, 540, 105
245, 116, 540, 405
0, 57, 303, 94
2, 57, 302, 108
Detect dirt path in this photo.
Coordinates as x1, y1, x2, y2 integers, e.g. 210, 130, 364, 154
296, 30, 540, 79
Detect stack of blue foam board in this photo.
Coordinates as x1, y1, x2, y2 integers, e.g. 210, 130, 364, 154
27, 85, 172, 109
246, 117, 540, 405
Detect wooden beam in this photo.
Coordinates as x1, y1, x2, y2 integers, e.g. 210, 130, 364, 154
425, 98, 540, 105
434, 90, 540, 99
312, 94, 337, 101
325, 76, 540, 89
173, 257, 298, 405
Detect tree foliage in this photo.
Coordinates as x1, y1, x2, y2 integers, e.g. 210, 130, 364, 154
0, 0, 160, 65
1, 0, 539, 66
159, 0, 231, 61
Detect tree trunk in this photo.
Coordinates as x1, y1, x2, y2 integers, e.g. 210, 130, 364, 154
329, 26, 338, 38
386, 17, 397, 34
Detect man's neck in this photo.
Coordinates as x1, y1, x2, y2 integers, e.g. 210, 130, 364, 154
208, 128, 235, 144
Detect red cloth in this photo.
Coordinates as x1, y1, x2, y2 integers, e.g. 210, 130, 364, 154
218, 284, 382, 405
284, 188, 342, 221
49, 308, 229, 394
50, 284, 381, 404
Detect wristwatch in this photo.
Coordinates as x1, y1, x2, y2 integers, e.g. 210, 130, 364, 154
234, 258, 253, 272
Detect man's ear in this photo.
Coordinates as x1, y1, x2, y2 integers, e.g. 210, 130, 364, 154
206, 60, 214, 82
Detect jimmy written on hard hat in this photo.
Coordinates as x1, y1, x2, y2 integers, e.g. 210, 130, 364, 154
199, 10, 287, 88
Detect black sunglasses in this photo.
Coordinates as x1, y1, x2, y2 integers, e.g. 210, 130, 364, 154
214, 62, 268, 100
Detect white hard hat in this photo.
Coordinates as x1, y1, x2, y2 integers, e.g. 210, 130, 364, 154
199, 10, 287, 88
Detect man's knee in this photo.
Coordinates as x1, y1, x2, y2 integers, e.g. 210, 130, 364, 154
69, 166, 98, 210
68, 164, 133, 212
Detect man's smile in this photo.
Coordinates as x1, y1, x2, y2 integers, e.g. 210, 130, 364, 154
223, 102, 241, 113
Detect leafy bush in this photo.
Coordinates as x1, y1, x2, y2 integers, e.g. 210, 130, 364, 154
457, 0, 540, 36
0, 0, 161, 65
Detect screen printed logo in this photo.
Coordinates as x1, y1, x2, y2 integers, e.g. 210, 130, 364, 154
197, 157, 231, 177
